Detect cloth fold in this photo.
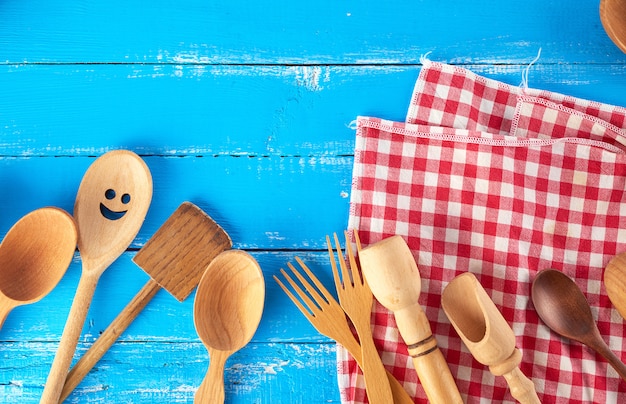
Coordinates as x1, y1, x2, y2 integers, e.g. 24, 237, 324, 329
341, 61, 626, 403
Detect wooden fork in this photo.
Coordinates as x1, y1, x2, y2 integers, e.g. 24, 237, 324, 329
327, 231, 394, 404
274, 257, 413, 404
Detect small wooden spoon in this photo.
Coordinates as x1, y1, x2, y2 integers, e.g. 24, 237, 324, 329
604, 251, 626, 320
193, 249, 265, 404
41, 150, 152, 403
0, 207, 77, 329
600, 0, 626, 53
532, 269, 626, 381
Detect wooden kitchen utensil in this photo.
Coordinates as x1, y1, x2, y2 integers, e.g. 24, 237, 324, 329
532, 269, 626, 381
0, 207, 77, 330
327, 231, 393, 404
274, 256, 414, 404
60, 201, 232, 401
41, 150, 153, 404
600, 0, 626, 53
193, 249, 265, 404
442, 272, 540, 404
358, 234, 463, 404
603, 251, 626, 320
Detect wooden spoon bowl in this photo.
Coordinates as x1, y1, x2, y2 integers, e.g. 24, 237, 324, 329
600, 0, 626, 53
193, 249, 265, 403
0, 207, 77, 329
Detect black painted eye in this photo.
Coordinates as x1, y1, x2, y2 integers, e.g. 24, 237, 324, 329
105, 189, 116, 200
121, 193, 131, 204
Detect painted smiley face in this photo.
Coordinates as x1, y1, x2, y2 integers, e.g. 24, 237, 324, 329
100, 188, 131, 221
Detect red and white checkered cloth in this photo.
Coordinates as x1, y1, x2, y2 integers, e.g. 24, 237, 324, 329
341, 60, 626, 403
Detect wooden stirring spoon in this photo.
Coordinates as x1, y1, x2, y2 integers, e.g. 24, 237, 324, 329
604, 252, 626, 320
41, 150, 152, 403
532, 269, 626, 381
600, 0, 626, 53
193, 250, 265, 404
358, 235, 463, 404
0, 207, 77, 330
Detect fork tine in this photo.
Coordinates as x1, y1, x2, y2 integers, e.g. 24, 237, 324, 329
343, 230, 363, 285
286, 261, 334, 311
293, 256, 336, 305
333, 232, 354, 287
274, 272, 316, 321
326, 234, 344, 291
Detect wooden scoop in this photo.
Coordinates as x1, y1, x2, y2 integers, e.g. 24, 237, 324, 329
603, 251, 626, 320
442, 272, 540, 404
600, 0, 626, 53
358, 235, 463, 404
60, 202, 232, 401
41, 150, 153, 404
193, 249, 265, 404
0, 207, 77, 330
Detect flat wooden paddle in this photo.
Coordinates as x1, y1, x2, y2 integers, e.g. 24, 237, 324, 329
60, 202, 232, 401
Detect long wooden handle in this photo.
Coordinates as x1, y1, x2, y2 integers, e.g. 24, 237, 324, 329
396, 306, 463, 404
41, 273, 99, 404
352, 317, 394, 404
60, 278, 162, 402
195, 349, 230, 404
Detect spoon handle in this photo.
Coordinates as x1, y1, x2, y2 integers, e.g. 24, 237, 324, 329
592, 335, 626, 381
40, 273, 99, 404
60, 279, 162, 401
195, 349, 231, 404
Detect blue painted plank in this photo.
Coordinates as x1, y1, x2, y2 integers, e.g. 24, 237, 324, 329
0, 341, 340, 403
1, 0, 625, 64
1, 64, 626, 157
0, 156, 353, 249
0, 251, 340, 342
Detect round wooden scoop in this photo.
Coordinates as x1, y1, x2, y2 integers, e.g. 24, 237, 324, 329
532, 269, 626, 381
41, 150, 152, 403
193, 249, 265, 404
600, 0, 626, 53
0, 207, 77, 329
604, 251, 626, 320
358, 235, 462, 404
442, 272, 540, 404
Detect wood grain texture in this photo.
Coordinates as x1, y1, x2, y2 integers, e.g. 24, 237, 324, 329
1, 0, 626, 402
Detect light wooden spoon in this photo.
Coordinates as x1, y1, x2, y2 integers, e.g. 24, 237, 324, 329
0, 207, 77, 329
41, 150, 152, 403
193, 250, 265, 404
600, 0, 626, 53
604, 251, 626, 320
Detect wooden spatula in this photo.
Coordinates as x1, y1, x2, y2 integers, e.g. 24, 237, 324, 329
60, 202, 232, 401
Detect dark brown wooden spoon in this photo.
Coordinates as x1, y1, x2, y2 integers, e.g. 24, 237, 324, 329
531, 269, 626, 381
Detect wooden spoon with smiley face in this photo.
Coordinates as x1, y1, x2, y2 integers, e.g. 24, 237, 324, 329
41, 150, 152, 404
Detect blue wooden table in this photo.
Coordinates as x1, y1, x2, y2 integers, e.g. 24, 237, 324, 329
1, 1, 626, 402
